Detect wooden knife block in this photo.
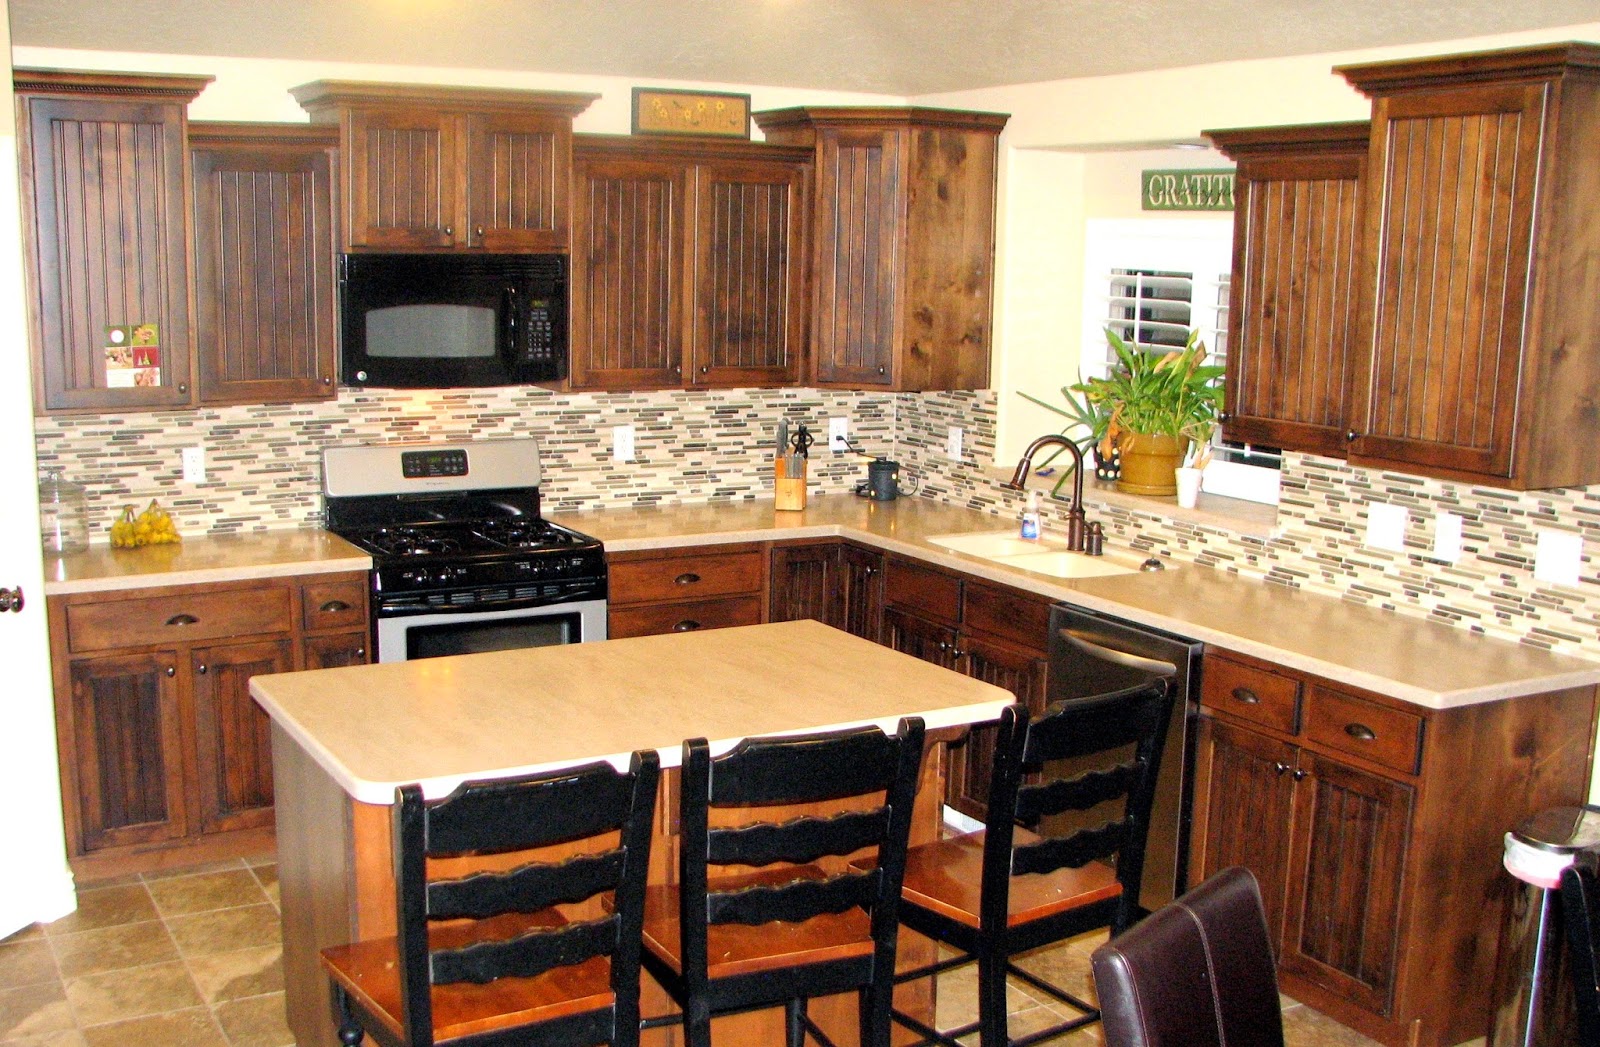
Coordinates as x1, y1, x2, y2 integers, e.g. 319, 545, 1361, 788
775, 456, 807, 511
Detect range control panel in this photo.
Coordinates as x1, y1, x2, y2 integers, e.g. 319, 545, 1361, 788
401, 449, 469, 479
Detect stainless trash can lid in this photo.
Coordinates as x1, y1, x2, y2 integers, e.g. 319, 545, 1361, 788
1513, 806, 1600, 853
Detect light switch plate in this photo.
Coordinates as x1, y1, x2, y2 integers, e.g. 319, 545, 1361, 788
612, 425, 634, 463
946, 426, 964, 460
1365, 502, 1407, 552
1534, 529, 1583, 587
181, 446, 206, 484
1432, 512, 1463, 563
828, 417, 849, 452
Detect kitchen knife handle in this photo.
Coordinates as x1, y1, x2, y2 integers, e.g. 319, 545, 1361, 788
674, 573, 701, 586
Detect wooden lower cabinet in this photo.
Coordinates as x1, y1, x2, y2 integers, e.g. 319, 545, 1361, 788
1191, 648, 1597, 1046
769, 539, 883, 642
608, 543, 766, 639
47, 571, 370, 876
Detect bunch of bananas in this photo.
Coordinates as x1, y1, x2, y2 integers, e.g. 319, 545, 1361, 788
111, 500, 181, 548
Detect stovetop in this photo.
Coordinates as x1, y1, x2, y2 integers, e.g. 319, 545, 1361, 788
338, 518, 596, 560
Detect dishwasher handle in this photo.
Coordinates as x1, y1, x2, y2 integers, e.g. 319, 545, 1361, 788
1052, 628, 1178, 703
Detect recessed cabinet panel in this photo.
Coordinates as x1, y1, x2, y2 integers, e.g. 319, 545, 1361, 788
346, 107, 455, 249
813, 130, 902, 386
192, 640, 292, 833
465, 109, 569, 251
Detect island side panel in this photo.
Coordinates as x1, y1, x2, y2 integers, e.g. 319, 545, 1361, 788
272, 722, 361, 1047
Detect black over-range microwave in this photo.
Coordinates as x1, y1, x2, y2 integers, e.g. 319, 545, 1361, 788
339, 253, 567, 388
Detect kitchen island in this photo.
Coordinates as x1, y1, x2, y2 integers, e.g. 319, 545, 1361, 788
252, 619, 1013, 1047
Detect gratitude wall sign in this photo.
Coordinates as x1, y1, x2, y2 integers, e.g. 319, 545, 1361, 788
1141, 169, 1235, 211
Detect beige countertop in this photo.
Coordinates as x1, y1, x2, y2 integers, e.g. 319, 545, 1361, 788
547, 495, 1600, 710
251, 619, 1013, 805
42, 529, 371, 594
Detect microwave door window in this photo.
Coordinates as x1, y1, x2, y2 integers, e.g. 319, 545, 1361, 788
366, 304, 497, 358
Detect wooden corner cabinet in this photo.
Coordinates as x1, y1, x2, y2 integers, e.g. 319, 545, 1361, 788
292, 81, 598, 253
1203, 122, 1368, 458
754, 106, 1007, 391
1190, 647, 1598, 1046
569, 135, 809, 390
46, 572, 369, 877
15, 69, 212, 414
188, 122, 341, 404
768, 538, 884, 642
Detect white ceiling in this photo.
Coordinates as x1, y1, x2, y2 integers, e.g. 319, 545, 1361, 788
9, 0, 1599, 95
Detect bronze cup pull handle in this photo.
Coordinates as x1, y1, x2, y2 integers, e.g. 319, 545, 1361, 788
1232, 687, 1261, 705
674, 572, 701, 585
1344, 722, 1377, 742
166, 613, 199, 626
319, 600, 351, 613
673, 620, 702, 632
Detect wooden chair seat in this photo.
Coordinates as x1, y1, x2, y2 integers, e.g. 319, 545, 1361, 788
898, 830, 1121, 930
641, 871, 876, 981
323, 909, 616, 1043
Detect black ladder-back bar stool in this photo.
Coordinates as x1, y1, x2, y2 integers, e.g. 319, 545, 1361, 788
320, 751, 660, 1047
640, 716, 927, 1047
1561, 853, 1600, 1046
880, 678, 1174, 1047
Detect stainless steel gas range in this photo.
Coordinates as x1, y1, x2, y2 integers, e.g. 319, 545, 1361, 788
320, 437, 607, 663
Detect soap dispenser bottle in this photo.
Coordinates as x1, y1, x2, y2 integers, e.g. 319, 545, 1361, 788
1020, 490, 1041, 540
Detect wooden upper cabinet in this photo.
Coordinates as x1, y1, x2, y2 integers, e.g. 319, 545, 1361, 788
569, 135, 807, 391
754, 107, 1006, 391
291, 81, 597, 252
15, 70, 212, 414
189, 122, 340, 404
1336, 43, 1600, 489
1204, 122, 1369, 458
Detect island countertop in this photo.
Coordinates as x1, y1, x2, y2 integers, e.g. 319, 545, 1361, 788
251, 619, 1013, 805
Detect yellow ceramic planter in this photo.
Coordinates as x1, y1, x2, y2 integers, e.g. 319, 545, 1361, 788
1116, 433, 1187, 496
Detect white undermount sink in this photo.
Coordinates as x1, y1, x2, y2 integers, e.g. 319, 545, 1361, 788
925, 530, 1169, 580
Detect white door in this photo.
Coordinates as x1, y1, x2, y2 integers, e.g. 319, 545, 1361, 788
0, 1, 76, 937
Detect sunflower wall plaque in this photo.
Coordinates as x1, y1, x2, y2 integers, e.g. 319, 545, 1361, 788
632, 87, 751, 139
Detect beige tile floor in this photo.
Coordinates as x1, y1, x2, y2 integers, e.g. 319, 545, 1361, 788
0, 853, 1477, 1047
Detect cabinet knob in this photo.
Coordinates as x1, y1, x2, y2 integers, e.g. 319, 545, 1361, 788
1231, 687, 1260, 705
165, 666, 176, 677
878, 367, 886, 375
0, 587, 22, 613
444, 225, 454, 237
322, 376, 333, 385
196, 663, 208, 675
178, 383, 188, 395
1218, 411, 1231, 423
673, 620, 702, 632
1292, 768, 1307, 781
1273, 761, 1290, 776
354, 647, 365, 658
319, 600, 351, 614
166, 613, 199, 627
475, 226, 485, 238
1344, 722, 1377, 742
701, 366, 709, 375
674, 573, 701, 586
1346, 429, 1359, 442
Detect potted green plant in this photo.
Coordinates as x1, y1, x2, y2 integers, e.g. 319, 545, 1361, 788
1017, 375, 1123, 498
1070, 326, 1224, 496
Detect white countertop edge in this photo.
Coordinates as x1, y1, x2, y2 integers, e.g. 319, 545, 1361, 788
44, 553, 373, 595
258, 682, 1012, 806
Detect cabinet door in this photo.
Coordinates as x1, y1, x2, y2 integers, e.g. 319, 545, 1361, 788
1281, 751, 1414, 1017
882, 606, 958, 670
463, 109, 571, 251
838, 543, 885, 643
190, 129, 339, 404
192, 640, 292, 833
1190, 716, 1299, 950
1224, 149, 1365, 457
810, 126, 904, 386
947, 631, 1048, 820
23, 95, 194, 412
67, 651, 187, 851
345, 106, 459, 249
769, 542, 841, 628
569, 155, 687, 388
1349, 82, 1545, 478
688, 158, 804, 387
302, 631, 369, 670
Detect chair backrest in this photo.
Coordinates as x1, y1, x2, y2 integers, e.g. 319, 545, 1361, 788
393, 751, 660, 1045
1561, 855, 1600, 1046
981, 677, 1174, 934
677, 717, 926, 984
1090, 866, 1285, 1047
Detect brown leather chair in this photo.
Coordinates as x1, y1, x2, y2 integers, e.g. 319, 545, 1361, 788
1090, 867, 1284, 1047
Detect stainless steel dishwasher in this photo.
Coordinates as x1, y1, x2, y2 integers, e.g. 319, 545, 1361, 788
1046, 603, 1202, 914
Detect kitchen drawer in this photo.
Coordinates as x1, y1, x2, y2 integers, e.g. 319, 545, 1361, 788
1304, 685, 1424, 776
883, 556, 961, 625
963, 580, 1051, 651
609, 549, 764, 605
1201, 653, 1301, 735
301, 577, 368, 632
608, 595, 763, 639
64, 585, 294, 653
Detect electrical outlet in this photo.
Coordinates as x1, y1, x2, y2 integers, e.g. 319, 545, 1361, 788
828, 417, 849, 452
1535, 529, 1583, 587
1364, 502, 1407, 552
612, 425, 634, 463
1432, 512, 1463, 564
946, 426, 964, 460
181, 446, 206, 484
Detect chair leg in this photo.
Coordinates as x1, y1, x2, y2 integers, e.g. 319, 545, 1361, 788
330, 984, 364, 1047
977, 952, 1009, 1047
787, 997, 806, 1047
860, 983, 893, 1047
685, 1000, 713, 1047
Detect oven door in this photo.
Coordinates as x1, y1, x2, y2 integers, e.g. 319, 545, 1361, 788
375, 598, 608, 663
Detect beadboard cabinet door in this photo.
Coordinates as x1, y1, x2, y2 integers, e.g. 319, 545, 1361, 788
189, 123, 340, 404
192, 639, 293, 834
